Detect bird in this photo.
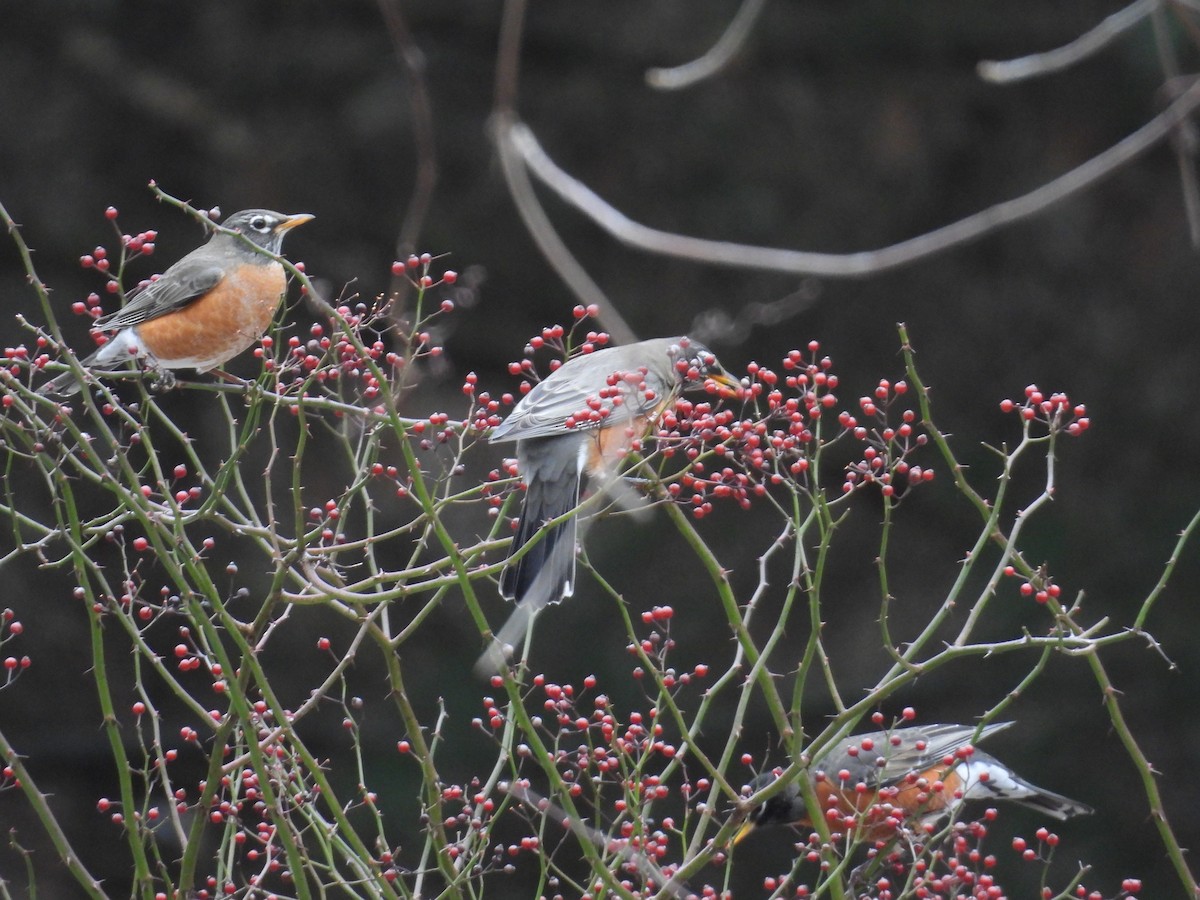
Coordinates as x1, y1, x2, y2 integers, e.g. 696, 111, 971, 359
39, 208, 313, 396
488, 336, 742, 607
734, 722, 1092, 845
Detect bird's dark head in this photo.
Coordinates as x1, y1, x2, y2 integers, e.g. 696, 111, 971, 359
734, 770, 804, 845
670, 338, 742, 398
219, 209, 313, 254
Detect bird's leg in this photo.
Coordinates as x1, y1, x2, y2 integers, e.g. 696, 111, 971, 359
208, 368, 251, 387
140, 354, 178, 392
615, 474, 655, 489
846, 829, 918, 890
846, 845, 892, 890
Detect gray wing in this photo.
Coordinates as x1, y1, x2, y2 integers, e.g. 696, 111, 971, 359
490, 346, 676, 443
93, 257, 226, 330
817, 722, 1014, 785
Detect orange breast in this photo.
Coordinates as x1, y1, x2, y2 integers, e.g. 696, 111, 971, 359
803, 765, 963, 840
134, 262, 286, 370
585, 414, 651, 475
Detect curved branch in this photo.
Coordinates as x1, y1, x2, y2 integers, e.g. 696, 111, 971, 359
492, 112, 638, 344
645, 0, 769, 90
503, 78, 1200, 278
977, 0, 1156, 83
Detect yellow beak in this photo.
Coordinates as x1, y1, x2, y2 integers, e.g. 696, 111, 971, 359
707, 370, 744, 399
731, 820, 756, 847
276, 213, 315, 232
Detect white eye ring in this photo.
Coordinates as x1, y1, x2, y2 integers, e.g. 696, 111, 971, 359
250, 215, 270, 232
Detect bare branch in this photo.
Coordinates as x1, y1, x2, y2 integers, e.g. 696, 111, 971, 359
503, 78, 1200, 278
376, 0, 441, 295
977, 0, 1156, 83
645, 0, 769, 90
1149, 8, 1200, 245
491, 112, 639, 344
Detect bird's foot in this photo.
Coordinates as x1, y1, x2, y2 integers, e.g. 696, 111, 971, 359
150, 369, 177, 392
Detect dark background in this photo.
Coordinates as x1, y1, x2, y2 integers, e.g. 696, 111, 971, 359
2, 1, 1198, 897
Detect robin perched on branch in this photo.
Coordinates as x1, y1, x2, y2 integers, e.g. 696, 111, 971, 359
489, 336, 742, 607
39, 208, 312, 396
735, 722, 1092, 845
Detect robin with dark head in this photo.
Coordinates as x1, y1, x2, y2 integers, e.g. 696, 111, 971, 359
735, 722, 1092, 846
489, 337, 742, 607
39, 208, 313, 396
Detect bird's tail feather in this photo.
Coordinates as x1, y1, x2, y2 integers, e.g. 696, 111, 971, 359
964, 760, 1093, 821
499, 467, 581, 606
36, 370, 86, 397
1002, 782, 1094, 821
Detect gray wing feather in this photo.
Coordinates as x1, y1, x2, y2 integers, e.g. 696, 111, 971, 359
93, 259, 226, 330
817, 722, 1014, 785
490, 344, 677, 443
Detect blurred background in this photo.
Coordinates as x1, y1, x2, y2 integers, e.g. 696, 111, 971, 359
1, 1, 1198, 896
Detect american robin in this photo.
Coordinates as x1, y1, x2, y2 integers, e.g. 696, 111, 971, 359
489, 336, 742, 606
735, 722, 1092, 845
39, 208, 313, 396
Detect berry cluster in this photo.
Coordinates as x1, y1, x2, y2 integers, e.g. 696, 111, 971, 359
460, 608, 727, 897
841, 378, 932, 496
77, 206, 159, 306
0, 608, 29, 686
265, 257, 457, 402
1000, 385, 1089, 437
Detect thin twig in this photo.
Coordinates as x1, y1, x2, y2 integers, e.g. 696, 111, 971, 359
977, 0, 1157, 83
1150, 7, 1200, 246
491, 113, 639, 345
490, 0, 638, 343
506, 783, 692, 899
375, 0, 441, 300
645, 0, 768, 90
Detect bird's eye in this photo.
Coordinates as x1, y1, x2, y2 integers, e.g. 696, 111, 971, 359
249, 215, 270, 232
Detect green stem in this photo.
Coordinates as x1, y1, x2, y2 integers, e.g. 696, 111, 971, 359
1087, 651, 1198, 895
661, 500, 793, 741
0, 727, 106, 898
1133, 502, 1200, 630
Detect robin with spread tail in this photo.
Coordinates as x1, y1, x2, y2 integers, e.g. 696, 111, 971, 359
489, 337, 742, 606
39, 208, 313, 396
735, 722, 1093, 845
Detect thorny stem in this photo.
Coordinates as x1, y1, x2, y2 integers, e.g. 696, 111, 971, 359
900, 324, 1198, 898
1089, 651, 1199, 896
0, 727, 106, 899
661, 500, 793, 742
